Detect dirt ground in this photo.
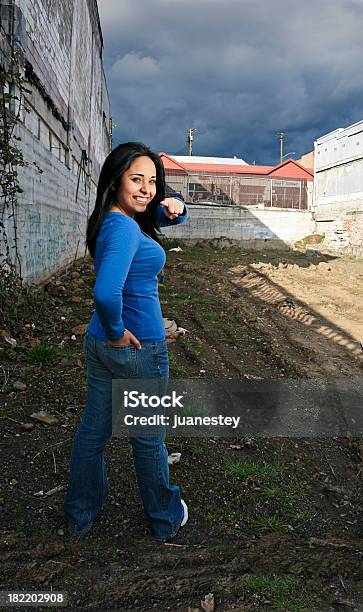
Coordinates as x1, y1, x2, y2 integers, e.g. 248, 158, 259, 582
0, 244, 363, 611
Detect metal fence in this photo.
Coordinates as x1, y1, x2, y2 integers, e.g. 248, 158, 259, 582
165, 171, 308, 210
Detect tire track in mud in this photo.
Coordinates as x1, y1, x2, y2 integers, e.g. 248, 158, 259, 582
47, 534, 363, 610
187, 312, 247, 377
220, 270, 361, 378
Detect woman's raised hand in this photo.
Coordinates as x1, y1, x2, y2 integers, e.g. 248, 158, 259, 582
107, 329, 141, 349
160, 197, 184, 220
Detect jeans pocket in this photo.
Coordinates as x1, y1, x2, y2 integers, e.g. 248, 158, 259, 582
103, 343, 138, 377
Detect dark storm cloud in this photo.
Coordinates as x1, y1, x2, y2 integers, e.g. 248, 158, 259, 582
97, 0, 363, 163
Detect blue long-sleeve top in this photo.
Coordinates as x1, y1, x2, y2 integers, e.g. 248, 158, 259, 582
87, 202, 189, 342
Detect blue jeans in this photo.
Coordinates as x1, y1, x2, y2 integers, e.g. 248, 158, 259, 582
63, 332, 184, 541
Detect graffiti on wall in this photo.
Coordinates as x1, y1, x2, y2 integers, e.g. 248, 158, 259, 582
22, 210, 83, 280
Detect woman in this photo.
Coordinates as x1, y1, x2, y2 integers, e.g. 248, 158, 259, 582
64, 142, 189, 542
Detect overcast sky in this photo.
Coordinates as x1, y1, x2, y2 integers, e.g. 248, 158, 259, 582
97, 0, 363, 164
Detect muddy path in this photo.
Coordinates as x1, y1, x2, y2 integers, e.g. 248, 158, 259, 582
162, 246, 362, 380
0, 246, 362, 611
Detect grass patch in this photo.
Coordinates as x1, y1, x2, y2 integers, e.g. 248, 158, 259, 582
170, 364, 187, 376
6, 348, 17, 361
247, 509, 313, 535
234, 575, 320, 611
189, 296, 218, 305
202, 312, 220, 322
205, 507, 242, 535
182, 247, 220, 261
184, 338, 206, 354
168, 350, 187, 377
222, 460, 287, 482
247, 514, 287, 532
53, 347, 80, 368
171, 294, 193, 304
187, 439, 210, 456
261, 477, 311, 502
26, 344, 58, 364
169, 294, 218, 306
221, 462, 311, 502
221, 461, 313, 533
285, 508, 314, 525
181, 404, 209, 418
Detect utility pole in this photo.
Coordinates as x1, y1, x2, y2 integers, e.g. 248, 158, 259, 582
279, 132, 286, 163
187, 128, 196, 156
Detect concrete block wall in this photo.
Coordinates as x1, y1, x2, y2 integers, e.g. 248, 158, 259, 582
15, 0, 73, 120
1, 0, 110, 282
161, 206, 316, 250
71, 0, 93, 146
5, 130, 96, 281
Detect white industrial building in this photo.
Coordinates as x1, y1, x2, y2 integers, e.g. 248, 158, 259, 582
314, 120, 363, 256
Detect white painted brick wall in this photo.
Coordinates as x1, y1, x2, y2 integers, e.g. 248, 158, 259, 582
5, 124, 95, 282
18, 0, 73, 118
2, 0, 110, 282
71, 0, 93, 144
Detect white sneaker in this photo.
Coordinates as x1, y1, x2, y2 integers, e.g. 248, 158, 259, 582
181, 499, 188, 527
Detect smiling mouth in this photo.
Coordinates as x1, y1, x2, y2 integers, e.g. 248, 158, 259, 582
134, 197, 149, 204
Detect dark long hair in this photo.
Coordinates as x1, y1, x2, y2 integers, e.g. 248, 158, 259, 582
86, 142, 165, 256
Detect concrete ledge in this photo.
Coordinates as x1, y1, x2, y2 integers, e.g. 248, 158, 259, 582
161, 205, 316, 249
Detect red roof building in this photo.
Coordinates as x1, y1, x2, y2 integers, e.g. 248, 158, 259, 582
160, 153, 314, 209
267, 159, 313, 181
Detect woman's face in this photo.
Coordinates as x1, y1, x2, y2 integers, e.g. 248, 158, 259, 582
114, 156, 157, 217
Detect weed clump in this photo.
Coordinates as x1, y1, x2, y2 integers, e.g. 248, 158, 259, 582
235, 574, 320, 611
26, 344, 58, 364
